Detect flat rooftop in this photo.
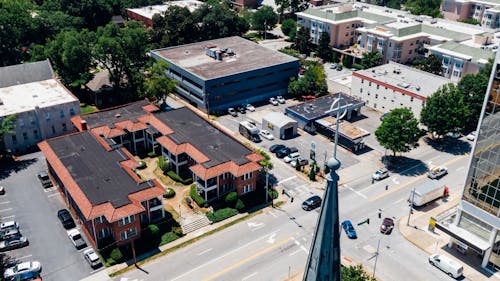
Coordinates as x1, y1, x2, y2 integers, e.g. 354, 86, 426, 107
126, 0, 203, 19
355, 62, 452, 98
429, 41, 496, 63
47, 131, 154, 208
0, 79, 78, 117
81, 100, 151, 128
0, 60, 53, 88
154, 107, 252, 168
286, 93, 365, 121
151, 36, 299, 80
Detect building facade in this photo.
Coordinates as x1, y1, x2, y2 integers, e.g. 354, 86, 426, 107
151, 36, 300, 114
351, 62, 453, 118
126, 0, 203, 27
441, 0, 500, 28
0, 60, 80, 154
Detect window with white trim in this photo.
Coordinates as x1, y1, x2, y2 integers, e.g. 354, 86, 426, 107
98, 228, 111, 239
96, 216, 106, 224
242, 184, 253, 194
241, 172, 253, 181
120, 228, 137, 241
118, 215, 135, 227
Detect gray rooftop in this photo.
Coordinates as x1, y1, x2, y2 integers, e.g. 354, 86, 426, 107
48, 131, 155, 208
154, 107, 252, 168
355, 62, 453, 98
286, 93, 365, 121
81, 100, 151, 128
151, 36, 299, 80
0, 60, 54, 88
430, 41, 496, 64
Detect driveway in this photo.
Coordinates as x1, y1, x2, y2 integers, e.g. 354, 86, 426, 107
0, 152, 102, 280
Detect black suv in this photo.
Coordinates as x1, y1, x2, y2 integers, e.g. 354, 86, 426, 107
302, 195, 322, 211
57, 209, 76, 229
37, 171, 53, 188
276, 147, 298, 158
269, 144, 285, 153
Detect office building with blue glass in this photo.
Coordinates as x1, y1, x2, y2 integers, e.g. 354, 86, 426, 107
151, 36, 300, 113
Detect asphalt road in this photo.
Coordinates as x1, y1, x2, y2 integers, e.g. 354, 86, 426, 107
0, 152, 102, 280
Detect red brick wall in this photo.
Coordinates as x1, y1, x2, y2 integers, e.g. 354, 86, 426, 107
234, 171, 259, 196
111, 214, 143, 246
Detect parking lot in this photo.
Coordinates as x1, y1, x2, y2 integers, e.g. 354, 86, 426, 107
0, 152, 102, 280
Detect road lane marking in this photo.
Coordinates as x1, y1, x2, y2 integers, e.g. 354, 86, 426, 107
197, 248, 213, 256
456, 166, 465, 172
241, 272, 258, 281
1, 215, 14, 220
0, 201, 10, 205
369, 155, 467, 202
289, 249, 303, 256
391, 177, 400, 184
268, 210, 278, 218
266, 233, 276, 244
0, 208, 12, 212
345, 185, 367, 199
202, 237, 293, 281
278, 176, 296, 185
170, 230, 281, 281
393, 197, 406, 205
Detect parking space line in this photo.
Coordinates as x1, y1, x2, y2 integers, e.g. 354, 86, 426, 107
16, 255, 32, 260
89, 268, 105, 275
47, 193, 60, 198
278, 176, 296, 185
0, 208, 12, 212
0, 201, 10, 204
1, 215, 14, 220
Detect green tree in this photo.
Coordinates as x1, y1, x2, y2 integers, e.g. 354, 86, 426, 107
290, 0, 308, 14
459, 18, 480, 25
274, 0, 289, 19
295, 27, 310, 55
342, 55, 353, 68
405, 0, 442, 18
150, 6, 197, 48
316, 32, 332, 61
375, 108, 420, 156
420, 84, 466, 137
193, 3, 249, 41
280, 18, 297, 37
0, 115, 16, 153
360, 50, 383, 69
288, 63, 327, 98
457, 73, 489, 131
41, 0, 113, 30
415, 54, 442, 76
252, 6, 278, 35
342, 264, 376, 281
141, 60, 178, 102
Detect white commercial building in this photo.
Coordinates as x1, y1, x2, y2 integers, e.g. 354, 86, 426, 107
126, 0, 204, 27
351, 62, 453, 118
262, 112, 298, 140
0, 60, 80, 153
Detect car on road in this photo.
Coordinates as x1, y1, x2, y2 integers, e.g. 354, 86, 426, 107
259, 130, 274, 140
341, 220, 357, 239
284, 152, 300, 163
466, 131, 477, 141
57, 209, 76, 229
4, 261, 41, 280
0, 221, 19, 231
67, 229, 87, 249
237, 106, 246, 114
427, 166, 448, 179
372, 168, 389, 181
37, 172, 52, 188
83, 248, 102, 268
291, 157, 309, 168
276, 96, 285, 104
228, 108, 237, 117
0, 236, 28, 251
245, 104, 256, 112
380, 217, 394, 234
302, 196, 322, 211
429, 254, 463, 278
269, 97, 278, 106
269, 144, 285, 153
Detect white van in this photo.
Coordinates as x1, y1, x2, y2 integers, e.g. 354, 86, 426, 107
429, 253, 463, 278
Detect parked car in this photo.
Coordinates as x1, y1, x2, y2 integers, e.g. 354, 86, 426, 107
446, 131, 461, 139
0, 228, 20, 241
330, 63, 337, 69
0, 186, 4, 195
380, 113, 389, 121
269, 97, 278, 106
4, 261, 41, 280
259, 130, 274, 140
380, 217, 394, 234
284, 152, 300, 163
466, 131, 477, 141
67, 229, 87, 249
57, 209, 76, 229
0, 221, 19, 231
276, 147, 291, 158
10, 271, 41, 281
276, 96, 285, 104
302, 195, 322, 211
37, 172, 52, 188
245, 104, 256, 112
291, 157, 309, 168
237, 106, 246, 114
341, 220, 357, 239
372, 168, 389, 181
336, 65, 343, 71
0, 236, 28, 251
429, 254, 463, 278
269, 144, 285, 153
228, 108, 237, 117
83, 248, 102, 268
427, 166, 448, 179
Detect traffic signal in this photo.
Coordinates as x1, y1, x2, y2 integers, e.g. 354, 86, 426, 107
357, 218, 370, 226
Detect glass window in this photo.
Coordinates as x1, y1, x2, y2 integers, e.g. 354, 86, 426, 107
22, 132, 27, 140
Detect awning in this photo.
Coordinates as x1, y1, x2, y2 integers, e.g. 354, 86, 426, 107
436, 222, 491, 253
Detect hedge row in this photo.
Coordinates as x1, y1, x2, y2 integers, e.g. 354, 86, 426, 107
167, 170, 193, 184
190, 184, 208, 208
206, 207, 238, 223
160, 232, 180, 246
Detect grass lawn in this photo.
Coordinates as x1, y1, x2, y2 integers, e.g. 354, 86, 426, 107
80, 104, 98, 115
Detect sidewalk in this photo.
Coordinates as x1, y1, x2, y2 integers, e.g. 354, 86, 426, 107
398, 193, 499, 281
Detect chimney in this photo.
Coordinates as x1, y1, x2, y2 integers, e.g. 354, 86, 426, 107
81, 120, 88, 131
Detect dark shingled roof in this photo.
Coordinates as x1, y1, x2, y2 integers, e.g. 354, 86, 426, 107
82, 100, 151, 128
286, 93, 365, 121
0, 60, 54, 88
154, 107, 252, 168
47, 131, 154, 208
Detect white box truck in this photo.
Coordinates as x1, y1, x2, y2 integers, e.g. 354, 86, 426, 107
409, 183, 444, 207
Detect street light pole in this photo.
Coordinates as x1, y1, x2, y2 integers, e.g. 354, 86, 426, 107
372, 239, 381, 278
407, 188, 416, 226
265, 167, 269, 204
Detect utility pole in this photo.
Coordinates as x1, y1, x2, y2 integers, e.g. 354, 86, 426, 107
372, 239, 381, 278
265, 166, 269, 204
407, 188, 416, 226
132, 239, 137, 265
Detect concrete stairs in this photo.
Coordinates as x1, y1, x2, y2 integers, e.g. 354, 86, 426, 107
181, 215, 211, 234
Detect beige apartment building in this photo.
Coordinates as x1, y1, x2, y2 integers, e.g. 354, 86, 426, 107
441, 0, 500, 29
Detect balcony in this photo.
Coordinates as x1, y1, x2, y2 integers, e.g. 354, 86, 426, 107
149, 198, 162, 208
196, 178, 217, 192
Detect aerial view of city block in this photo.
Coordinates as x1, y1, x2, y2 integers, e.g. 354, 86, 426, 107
0, 0, 499, 280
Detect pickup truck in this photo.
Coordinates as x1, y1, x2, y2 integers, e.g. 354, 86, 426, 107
67, 229, 87, 249
37, 172, 53, 188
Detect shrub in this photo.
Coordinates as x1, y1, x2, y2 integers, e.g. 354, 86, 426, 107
158, 156, 169, 171
106, 258, 116, 266
148, 224, 160, 237
110, 248, 123, 262
225, 192, 237, 206
167, 171, 193, 184
171, 226, 183, 237
268, 189, 279, 199
352, 63, 364, 70
206, 207, 238, 223
147, 151, 157, 158
190, 184, 208, 208
309, 164, 316, 181
163, 188, 176, 198
235, 199, 246, 212
324, 165, 330, 174
137, 161, 147, 170
160, 232, 180, 246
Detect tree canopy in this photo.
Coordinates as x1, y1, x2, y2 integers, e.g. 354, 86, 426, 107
375, 108, 420, 156
414, 54, 442, 76
288, 63, 327, 98
342, 265, 377, 281
316, 32, 332, 62
404, 0, 442, 18
141, 60, 178, 102
281, 18, 297, 37
360, 51, 383, 69
252, 6, 278, 35
295, 27, 311, 55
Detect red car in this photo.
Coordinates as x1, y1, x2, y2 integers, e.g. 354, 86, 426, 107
380, 218, 394, 234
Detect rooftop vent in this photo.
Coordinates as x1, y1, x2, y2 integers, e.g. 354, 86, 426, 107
393, 68, 401, 74
115, 113, 121, 118
397, 82, 410, 88
0, 98, 3, 106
